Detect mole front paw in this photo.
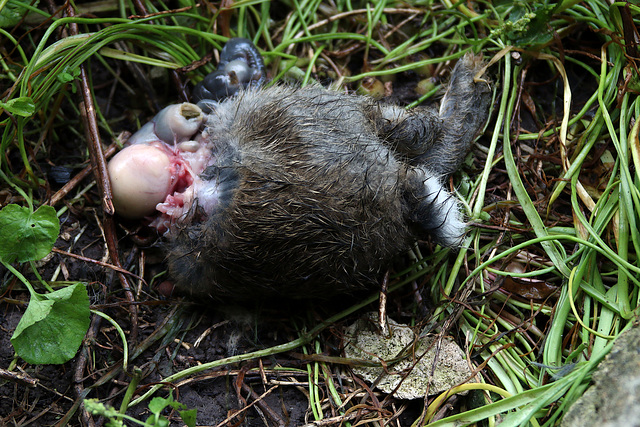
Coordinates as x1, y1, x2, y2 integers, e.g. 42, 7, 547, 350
192, 37, 266, 108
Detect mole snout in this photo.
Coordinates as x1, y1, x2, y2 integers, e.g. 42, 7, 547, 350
108, 38, 492, 300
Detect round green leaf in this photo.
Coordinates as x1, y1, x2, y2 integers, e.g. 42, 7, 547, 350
0, 204, 60, 263
11, 283, 90, 364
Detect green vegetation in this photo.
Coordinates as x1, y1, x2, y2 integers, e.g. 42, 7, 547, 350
1, 0, 639, 425
85, 392, 196, 427
0, 202, 90, 365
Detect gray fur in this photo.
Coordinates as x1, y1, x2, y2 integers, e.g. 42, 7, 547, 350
166, 54, 491, 300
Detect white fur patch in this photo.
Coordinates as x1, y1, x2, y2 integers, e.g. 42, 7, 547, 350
423, 176, 465, 246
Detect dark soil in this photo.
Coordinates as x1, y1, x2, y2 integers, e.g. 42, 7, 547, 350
1, 3, 612, 426
1, 268, 429, 426
0, 206, 431, 426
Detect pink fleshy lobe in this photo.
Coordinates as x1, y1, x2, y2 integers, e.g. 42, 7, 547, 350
108, 144, 173, 219
108, 103, 220, 231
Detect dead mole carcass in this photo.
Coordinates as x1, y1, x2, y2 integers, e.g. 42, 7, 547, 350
107, 38, 492, 300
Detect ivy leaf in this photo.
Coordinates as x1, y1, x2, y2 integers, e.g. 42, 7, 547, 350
0, 97, 36, 117
0, 204, 60, 264
145, 414, 169, 427
506, 3, 557, 47
84, 399, 125, 427
147, 394, 196, 427
168, 399, 197, 427
57, 67, 81, 83
178, 408, 197, 427
11, 283, 90, 364
148, 396, 172, 414
490, 1, 558, 48
0, 0, 39, 28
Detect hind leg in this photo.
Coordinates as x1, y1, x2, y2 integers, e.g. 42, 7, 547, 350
372, 53, 491, 176
384, 55, 490, 246
369, 103, 443, 163
429, 53, 491, 175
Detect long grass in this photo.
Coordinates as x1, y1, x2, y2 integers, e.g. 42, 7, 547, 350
1, 0, 639, 425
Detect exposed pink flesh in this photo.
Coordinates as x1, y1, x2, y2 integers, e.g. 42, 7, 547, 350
108, 135, 216, 233
108, 144, 174, 219
150, 138, 216, 232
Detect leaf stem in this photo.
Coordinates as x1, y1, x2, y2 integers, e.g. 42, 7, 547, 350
1, 260, 38, 299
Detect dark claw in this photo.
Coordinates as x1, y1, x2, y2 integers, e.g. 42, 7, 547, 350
192, 37, 266, 106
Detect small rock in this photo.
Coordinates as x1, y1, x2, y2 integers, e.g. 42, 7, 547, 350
343, 313, 474, 399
